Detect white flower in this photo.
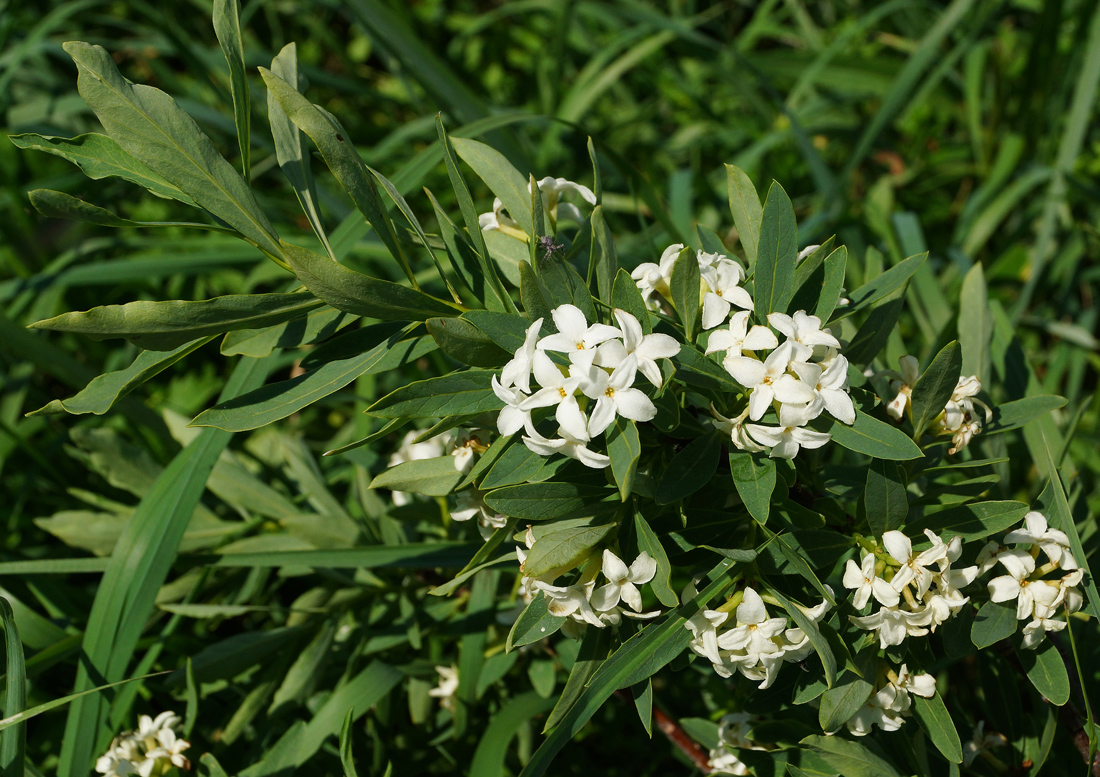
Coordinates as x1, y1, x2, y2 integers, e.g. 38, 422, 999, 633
630, 244, 682, 311
789, 355, 855, 425
388, 430, 448, 506
522, 427, 610, 469
531, 176, 596, 226
536, 304, 621, 370
448, 429, 487, 473
885, 355, 920, 421
578, 361, 657, 437
701, 260, 754, 330
882, 530, 947, 598
591, 550, 657, 612
849, 605, 934, 648
536, 580, 605, 627
893, 664, 936, 698
451, 490, 508, 539
478, 197, 524, 237
96, 711, 189, 777
726, 342, 816, 421
707, 748, 750, 775
705, 310, 778, 359
766, 311, 841, 361
1004, 511, 1075, 570
428, 665, 459, 710
594, 309, 679, 388
962, 721, 1008, 766
686, 609, 728, 665
519, 351, 590, 441
744, 404, 832, 460
500, 318, 543, 393
1021, 614, 1067, 648
147, 728, 190, 771
95, 748, 137, 777
846, 686, 906, 736
986, 548, 1036, 618
843, 552, 900, 609
492, 375, 535, 436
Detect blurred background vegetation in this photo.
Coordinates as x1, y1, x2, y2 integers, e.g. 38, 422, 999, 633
1, 0, 1098, 774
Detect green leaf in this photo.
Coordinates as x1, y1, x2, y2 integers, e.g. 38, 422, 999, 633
590, 205, 617, 305
724, 164, 762, 268
958, 262, 992, 383
221, 307, 353, 358
0, 597, 26, 777
62, 41, 281, 258
669, 245, 700, 341
814, 246, 849, 322
909, 501, 1028, 544
461, 310, 531, 353
268, 43, 333, 258
611, 268, 651, 334
523, 523, 614, 578
27, 188, 228, 232
754, 181, 797, 317
817, 677, 873, 733
829, 252, 927, 322
426, 317, 510, 367
0, 671, 169, 733
31, 292, 322, 350
282, 241, 458, 321
815, 409, 923, 460
633, 512, 677, 608
213, 0, 250, 181
843, 295, 904, 365
729, 451, 776, 525
451, 137, 534, 237
987, 395, 1067, 435
478, 443, 555, 490
1015, 639, 1070, 706
193, 325, 435, 432
864, 458, 907, 540
543, 628, 611, 732
370, 456, 464, 496
768, 586, 836, 686
507, 592, 566, 652
8, 133, 196, 205
607, 419, 641, 501
339, 710, 358, 777
28, 337, 213, 416
655, 434, 722, 505
675, 344, 740, 392
470, 692, 556, 777
520, 261, 554, 322
259, 68, 412, 280
971, 601, 1017, 649
368, 369, 499, 419
485, 483, 617, 521
436, 117, 513, 312
800, 735, 901, 777
911, 341, 962, 439
911, 691, 963, 764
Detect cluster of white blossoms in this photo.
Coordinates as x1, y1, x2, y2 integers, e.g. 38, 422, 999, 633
883, 355, 992, 454
685, 586, 831, 688
478, 176, 597, 238
978, 511, 1083, 648
517, 536, 661, 637
632, 242, 856, 460
706, 712, 768, 776
387, 428, 489, 504
845, 530, 977, 649
842, 663, 937, 736
491, 304, 678, 469
95, 712, 189, 777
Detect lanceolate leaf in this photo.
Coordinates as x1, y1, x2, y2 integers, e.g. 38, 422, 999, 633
30, 293, 324, 350
451, 137, 534, 236
669, 246, 700, 341
725, 164, 762, 268
27, 189, 229, 232
911, 691, 963, 763
607, 418, 641, 501
369, 369, 500, 419
655, 434, 721, 505
729, 451, 775, 525
1015, 638, 1070, 706
754, 181, 797, 317
193, 325, 435, 432
485, 483, 618, 522
369, 456, 464, 496
426, 317, 510, 367
829, 252, 927, 322
281, 241, 458, 321
0, 597, 26, 777
522, 522, 614, 578
507, 592, 566, 652
911, 341, 962, 439
213, 0, 250, 180
62, 41, 281, 258
611, 268, 651, 334
814, 410, 923, 460
908, 500, 1028, 543
986, 395, 1067, 435
8, 133, 196, 204
29, 337, 214, 417
864, 458, 907, 539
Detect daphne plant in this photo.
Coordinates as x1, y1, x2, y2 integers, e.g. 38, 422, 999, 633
10, 15, 1096, 777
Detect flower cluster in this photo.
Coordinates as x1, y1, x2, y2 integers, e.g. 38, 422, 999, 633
842, 663, 937, 736
883, 355, 992, 454
492, 304, 678, 469
478, 176, 596, 238
706, 712, 769, 776
388, 428, 489, 505
95, 712, 190, 777
517, 540, 660, 637
979, 511, 1083, 648
685, 587, 831, 688
845, 530, 977, 649
450, 489, 508, 538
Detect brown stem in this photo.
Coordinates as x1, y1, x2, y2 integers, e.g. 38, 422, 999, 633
613, 689, 712, 772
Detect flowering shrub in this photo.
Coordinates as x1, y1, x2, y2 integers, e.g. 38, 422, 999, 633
5, 12, 1095, 777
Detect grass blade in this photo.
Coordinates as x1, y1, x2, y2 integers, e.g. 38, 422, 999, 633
0, 596, 26, 777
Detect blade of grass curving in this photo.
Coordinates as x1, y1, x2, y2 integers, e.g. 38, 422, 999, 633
1, 596, 26, 777
470, 692, 556, 777
0, 672, 170, 732
268, 43, 334, 259
62, 42, 282, 261
1041, 440, 1100, 624
57, 355, 275, 777
213, 0, 250, 181
519, 555, 751, 777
